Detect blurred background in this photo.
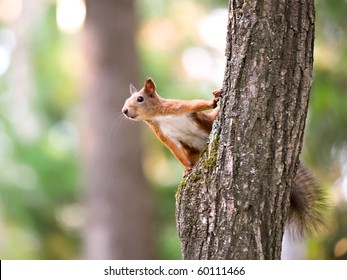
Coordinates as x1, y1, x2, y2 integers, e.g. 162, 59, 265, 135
0, 0, 346, 259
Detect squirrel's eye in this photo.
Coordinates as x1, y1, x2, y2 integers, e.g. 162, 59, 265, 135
137, 96, 144, 102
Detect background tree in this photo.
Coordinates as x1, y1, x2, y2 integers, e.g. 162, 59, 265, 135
176, 0, 315, 259
82, 0, 154, 259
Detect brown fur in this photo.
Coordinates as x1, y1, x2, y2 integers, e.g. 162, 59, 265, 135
122, 78, 222, 171
288, 164, 329, 238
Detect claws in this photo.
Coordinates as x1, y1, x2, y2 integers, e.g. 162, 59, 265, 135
211, 88, 223, 108
211, 98, 218, 108
212, 88, 223, 99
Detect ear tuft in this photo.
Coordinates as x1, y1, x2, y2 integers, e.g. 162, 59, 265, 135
129, 84, 138, 95
144, 77, 156, 95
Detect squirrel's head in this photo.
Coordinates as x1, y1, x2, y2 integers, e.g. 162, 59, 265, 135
122, 77, 160, 121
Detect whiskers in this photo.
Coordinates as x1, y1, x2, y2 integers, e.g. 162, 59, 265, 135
111, 111, 124, 120
109, 111, 127, 137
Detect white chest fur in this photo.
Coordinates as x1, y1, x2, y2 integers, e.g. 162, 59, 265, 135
153, 114, 209, 151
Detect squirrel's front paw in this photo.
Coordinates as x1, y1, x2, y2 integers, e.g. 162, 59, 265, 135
211, 88, 222, 108
212, 88, 223, 99
211, 98, 219, 108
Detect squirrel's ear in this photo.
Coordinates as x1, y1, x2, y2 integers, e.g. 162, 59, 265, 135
144, 77, 156, 96
129, 84, 138, 95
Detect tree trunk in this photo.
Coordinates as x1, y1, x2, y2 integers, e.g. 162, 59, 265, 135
82, 0, 154, 259
176, 0, 314, 260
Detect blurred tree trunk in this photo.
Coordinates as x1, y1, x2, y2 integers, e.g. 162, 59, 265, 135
176, 0, 314, 259
82, 0, 154, 259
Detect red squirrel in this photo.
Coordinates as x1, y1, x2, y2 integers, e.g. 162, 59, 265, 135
122, 77, 328, 237
122, 77, 222, 174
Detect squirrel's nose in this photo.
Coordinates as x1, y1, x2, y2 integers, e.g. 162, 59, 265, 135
122, 108, 128, 116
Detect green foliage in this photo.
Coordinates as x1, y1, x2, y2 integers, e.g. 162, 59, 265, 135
0, 2, 81, 259
153, 185, 181, 259
297, 0, 347, 259
304, 0, 347, 173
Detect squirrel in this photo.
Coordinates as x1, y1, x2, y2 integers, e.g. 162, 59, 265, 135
122, 77, 221, 173
122, 77, 328, 237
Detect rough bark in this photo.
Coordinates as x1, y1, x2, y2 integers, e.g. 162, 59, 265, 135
176, 0, 315, 259
82, 0, 154, 259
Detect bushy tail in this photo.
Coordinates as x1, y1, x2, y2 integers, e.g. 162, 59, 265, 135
288, 163, 329, 238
